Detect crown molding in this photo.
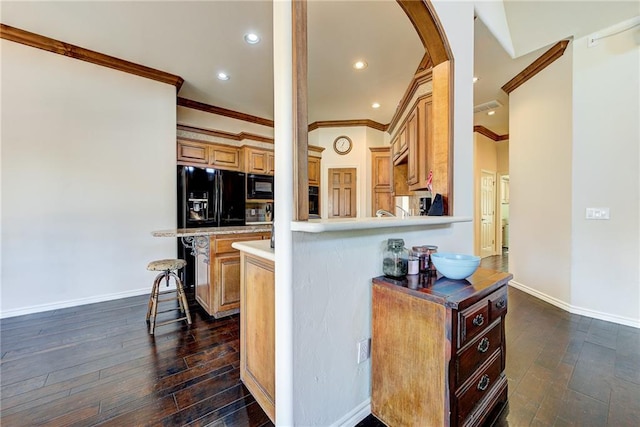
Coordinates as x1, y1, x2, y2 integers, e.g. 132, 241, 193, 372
474, 125, 509, 142
177, 124, 273, 144
177, 97, 274, 128
0, 23, 184, 90
502, 40, 570, 94
307, 120, 387, 132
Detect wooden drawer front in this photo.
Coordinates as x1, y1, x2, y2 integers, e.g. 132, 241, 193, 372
459, 300, 490, 348
456, 349, 503, 423
178, 141, 208, 164
210, 146, 241, 170
489, 287, 508, 322
456, 320, 502, 385
214, 234, 266, 254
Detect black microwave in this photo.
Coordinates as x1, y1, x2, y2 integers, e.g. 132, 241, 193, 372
247, 174, 274, 199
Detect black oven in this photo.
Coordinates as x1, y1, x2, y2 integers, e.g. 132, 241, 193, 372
309, 185, 319, 215
247, 174, 274, 199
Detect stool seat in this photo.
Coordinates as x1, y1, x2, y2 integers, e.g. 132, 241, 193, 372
147, 259, 187, 272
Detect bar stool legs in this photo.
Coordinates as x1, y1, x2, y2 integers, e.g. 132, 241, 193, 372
146, 259, 191, 335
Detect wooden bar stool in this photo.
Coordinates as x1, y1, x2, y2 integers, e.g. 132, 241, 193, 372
146, 259, 192, 335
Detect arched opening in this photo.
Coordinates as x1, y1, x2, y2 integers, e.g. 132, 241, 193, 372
292, 0, 454, 220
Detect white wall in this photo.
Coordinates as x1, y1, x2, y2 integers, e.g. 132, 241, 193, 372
571, 25, 640, 324
509, 46, 573, 305
1, 41, 177, 317
289, 0, 475, 424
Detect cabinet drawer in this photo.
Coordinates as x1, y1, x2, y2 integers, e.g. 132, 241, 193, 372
455, 320, 502, 385
459, 299, 490, 348
489, 287, 508, 322
214, 234, 268, 254
456, 349, 503, 423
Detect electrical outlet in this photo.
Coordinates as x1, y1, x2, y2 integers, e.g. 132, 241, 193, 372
357, 338, 371, 364
586, 207, 610, 220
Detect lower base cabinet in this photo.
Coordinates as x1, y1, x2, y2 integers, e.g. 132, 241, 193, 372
239, 251, 275, 423
194, 232, 270, 318
371, 269, 511, 426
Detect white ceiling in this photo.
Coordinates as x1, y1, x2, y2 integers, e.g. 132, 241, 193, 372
2, 1, 638, 135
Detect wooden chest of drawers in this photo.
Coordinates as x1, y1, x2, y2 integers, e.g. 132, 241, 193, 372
372, 268, 512, 426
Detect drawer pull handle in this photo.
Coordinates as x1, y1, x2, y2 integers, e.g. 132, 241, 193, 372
477, 374, 490, 391
478, 337, 490, 353
472, 314, 484, 327
496, 299, 506, 309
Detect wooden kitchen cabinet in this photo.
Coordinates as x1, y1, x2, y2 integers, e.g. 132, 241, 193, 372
177, 140, 209, 164
370, 147, 393, 214
408, 96, 434, 191
372, 268, 511, 427
177, 139, 242, 171
195, 232, 270, 318
245, 147, 275, 175
240, 250, 275, 423
308, 156, 321, 187
392, 126, 408, 163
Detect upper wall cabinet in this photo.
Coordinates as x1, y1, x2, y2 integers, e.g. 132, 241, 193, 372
177, 139, 242, 171
245, 147, 275, 176
391, 95, 439, 195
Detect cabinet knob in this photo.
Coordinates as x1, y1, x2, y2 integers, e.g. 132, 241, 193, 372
477, 374, 490, 391
496, 299, 506, 309
477, 337, 490, 353
472, 314, 484, 327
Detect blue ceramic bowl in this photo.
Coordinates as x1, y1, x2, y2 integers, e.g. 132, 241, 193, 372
431, 253, 481, 280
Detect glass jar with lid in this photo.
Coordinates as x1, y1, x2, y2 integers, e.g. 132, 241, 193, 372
412, 245, 438, 274
383, 238, 409, 278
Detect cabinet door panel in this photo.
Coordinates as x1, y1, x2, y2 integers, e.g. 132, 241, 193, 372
210, 146, 241, 170
216, 254, 240, 311
178, 141, 208, 164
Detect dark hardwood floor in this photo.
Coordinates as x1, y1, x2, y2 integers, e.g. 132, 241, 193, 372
0, 289, 273, 427
2, 252, 639, 426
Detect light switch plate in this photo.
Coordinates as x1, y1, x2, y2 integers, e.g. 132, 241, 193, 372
586, 207, 610, 220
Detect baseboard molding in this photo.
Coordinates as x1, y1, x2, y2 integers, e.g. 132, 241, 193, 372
508, 280, 640, 329
333, 398, 371, 427
0, 287, 155, 319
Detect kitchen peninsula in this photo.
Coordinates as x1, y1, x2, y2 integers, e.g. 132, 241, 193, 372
152, 225, 271, 318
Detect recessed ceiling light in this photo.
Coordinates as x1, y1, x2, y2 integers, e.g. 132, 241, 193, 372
372, 102, 380, 109
217, 72, 230, 81
244, 33, 260, 44
353, 60, 368, 70
487, 110, 496, 116
473, 76, 479, 83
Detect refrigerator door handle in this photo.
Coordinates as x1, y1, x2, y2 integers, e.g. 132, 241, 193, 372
218, 171, 224, 223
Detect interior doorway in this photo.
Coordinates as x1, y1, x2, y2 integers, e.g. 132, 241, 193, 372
499, 174, 510, 252
480, 170, 497, 258
327, 168, 357, 218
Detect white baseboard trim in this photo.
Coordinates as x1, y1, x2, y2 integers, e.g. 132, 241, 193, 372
0, 287, 154, 319
508, 280, 640, 329
332, 398, 371, 427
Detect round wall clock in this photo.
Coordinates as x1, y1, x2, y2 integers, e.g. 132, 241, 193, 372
333, 136, 353, 155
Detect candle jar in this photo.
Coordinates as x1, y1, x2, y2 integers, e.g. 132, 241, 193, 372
383, 238, 409, 278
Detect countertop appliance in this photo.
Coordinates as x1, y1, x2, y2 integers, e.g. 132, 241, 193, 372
177, 165, 246, 286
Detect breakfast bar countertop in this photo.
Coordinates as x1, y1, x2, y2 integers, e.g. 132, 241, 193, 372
152, 224, 272, 237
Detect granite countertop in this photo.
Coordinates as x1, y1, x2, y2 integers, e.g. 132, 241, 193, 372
152, 224, 272, 237
373, 267, 513, 310
232, 239, 275, 262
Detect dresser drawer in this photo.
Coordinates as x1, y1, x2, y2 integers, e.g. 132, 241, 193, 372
458, 299, 490, 348
489, 287, 508, 321
455, 319, 502, 385
456, 349, 503, 423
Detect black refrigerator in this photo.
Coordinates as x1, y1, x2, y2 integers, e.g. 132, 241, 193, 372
177, 165, 246, 287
